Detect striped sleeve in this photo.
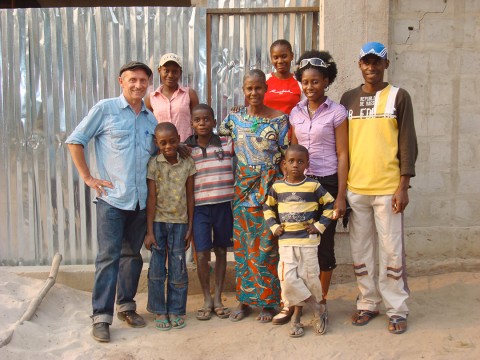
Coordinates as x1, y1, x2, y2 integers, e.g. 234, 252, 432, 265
312, 184, 335, 234
263, 185, 281, 234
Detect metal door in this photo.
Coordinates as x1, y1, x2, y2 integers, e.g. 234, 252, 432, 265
207, 2, 319, 120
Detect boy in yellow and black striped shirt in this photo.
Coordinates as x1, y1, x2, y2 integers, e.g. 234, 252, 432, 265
263, 144, 334, 337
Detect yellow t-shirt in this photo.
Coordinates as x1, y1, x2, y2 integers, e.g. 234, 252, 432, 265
341, 84, 417, 195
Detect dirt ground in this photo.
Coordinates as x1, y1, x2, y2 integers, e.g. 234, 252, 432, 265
0, 270, 479, 360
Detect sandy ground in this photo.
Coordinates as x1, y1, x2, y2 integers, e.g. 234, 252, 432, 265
0, 270, 479, 360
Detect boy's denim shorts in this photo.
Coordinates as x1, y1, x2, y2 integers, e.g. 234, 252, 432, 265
193, 201, 233, 252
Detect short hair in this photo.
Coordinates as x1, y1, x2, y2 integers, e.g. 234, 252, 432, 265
294, 50, 338, 85
118, 61, 152, 78
154, 122, 178, 137
285, 144, 309, 159
270, 39, 293, 53
192, 103, 215, 119
243, 69, 267, 85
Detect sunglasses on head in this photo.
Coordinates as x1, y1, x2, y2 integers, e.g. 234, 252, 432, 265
298, 58, 330, 69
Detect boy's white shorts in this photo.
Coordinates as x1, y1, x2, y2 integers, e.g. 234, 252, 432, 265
278, 246, 323, 307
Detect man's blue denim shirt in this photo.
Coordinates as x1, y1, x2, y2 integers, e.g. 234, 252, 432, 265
66, 94, 157, 210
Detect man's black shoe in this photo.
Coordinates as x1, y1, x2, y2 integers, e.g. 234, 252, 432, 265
117, 310, 146, 328
92, 322, 110, 342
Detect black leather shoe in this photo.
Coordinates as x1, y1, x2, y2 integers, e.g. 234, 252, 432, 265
92, 322, 110, 342
117, 310, 146, 328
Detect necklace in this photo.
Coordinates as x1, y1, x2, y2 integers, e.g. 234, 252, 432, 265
246, 112, 262, 133
307, 103, 317, 117
251, 117, 259, 132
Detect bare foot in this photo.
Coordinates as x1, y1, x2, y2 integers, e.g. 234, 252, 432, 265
229, 303, 250, 321
256, 307, 276, 323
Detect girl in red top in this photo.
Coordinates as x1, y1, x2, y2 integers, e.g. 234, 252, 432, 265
265, 40, 304, 327
264, 39, 303, 115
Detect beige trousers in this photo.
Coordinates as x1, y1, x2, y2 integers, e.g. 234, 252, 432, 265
278, 246, 323, 307
347, 190, 409, 318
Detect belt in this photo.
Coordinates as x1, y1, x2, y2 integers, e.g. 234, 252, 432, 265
306, 173, 336, 182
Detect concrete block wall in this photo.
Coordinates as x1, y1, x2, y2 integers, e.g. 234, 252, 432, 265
389, 0, 480, 267
321, 0, 480, 272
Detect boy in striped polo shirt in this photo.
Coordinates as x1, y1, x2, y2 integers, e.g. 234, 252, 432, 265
263, 144, 335, 337
185, 104, 235, 321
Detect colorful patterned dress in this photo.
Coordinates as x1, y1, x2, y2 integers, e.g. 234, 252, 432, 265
219, 107, 289, 307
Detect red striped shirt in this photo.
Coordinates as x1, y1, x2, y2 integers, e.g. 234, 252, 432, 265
185, 135, 235, 206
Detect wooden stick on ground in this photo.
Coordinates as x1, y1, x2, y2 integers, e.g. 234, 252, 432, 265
0, 252, 63, 348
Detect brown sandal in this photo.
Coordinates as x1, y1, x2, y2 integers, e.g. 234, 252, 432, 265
351, 310, 379, 326
289, 322, 305, 338
388, 315, 407, 334
213, 306, 231, 319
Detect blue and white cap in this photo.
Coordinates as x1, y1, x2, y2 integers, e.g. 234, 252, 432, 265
359, 42, 388, 60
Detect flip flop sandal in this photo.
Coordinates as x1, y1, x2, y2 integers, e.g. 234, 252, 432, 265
214, 306, 231, 319
321, 302, 329, 323
312, 311, 327, 335
170, 316, 186, 329
388, 316, 407, 334
229, 306, 251, 322
351, 310, 379, 326
196, 307, 212, 321
154, 318, 172, 331
289, 322, 305, 338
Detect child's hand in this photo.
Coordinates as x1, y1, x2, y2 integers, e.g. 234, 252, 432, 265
144, 233, 157, 251
305, 224, 320, 234
273, 224, 285, 237
177, 144, 192, 159
230, 105, 242, 113
184, 229, 193, 251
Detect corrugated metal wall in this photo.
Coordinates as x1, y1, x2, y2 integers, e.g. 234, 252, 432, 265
0, 2, 318, 266
208, 0, 319, 120
0, 7, 206, 265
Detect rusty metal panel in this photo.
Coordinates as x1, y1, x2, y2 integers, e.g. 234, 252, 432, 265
0, 7, 206, 265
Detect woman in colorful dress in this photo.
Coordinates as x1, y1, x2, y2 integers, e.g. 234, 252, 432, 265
219, 69, 289, 322
289, 50, 348, 318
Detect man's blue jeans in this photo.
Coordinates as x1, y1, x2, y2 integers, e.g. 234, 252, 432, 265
147, 222, 188, 316
92, 199, 146, 325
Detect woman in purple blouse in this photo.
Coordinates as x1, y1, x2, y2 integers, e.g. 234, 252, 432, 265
289, 50, 348, 317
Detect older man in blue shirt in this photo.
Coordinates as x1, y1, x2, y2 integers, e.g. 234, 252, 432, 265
66, 61, 157, 343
